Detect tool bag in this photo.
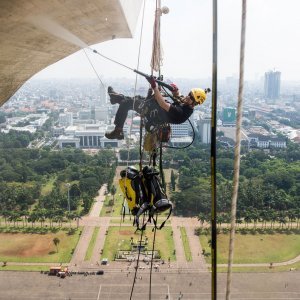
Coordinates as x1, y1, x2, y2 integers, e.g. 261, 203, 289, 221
119, 166, 147, 216
119, 166, 172, 230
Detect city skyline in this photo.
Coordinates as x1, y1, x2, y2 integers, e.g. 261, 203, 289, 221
31, 0, 300, 83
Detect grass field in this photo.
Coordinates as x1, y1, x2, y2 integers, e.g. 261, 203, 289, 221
180, 227, 192, 262
0, 265, 53, 272
101, 226, 176, 262
0, 229, 82, 263
200, 232, 300, 264
216, 261, 300, 273
40, 176, 56, 196
84, 227, 99, 261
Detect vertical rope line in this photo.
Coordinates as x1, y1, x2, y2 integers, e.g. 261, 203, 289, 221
211, 0, 218, 299
226, 1, 247, 299
130, 216, 146, 300
149, 214, 158, 300
118, 0, 146, 273
127, 0, 146, 165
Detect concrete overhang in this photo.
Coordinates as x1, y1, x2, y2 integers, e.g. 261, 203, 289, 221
0, 0, 142, 106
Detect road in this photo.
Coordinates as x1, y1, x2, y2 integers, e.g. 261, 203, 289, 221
0, 271, 299, 300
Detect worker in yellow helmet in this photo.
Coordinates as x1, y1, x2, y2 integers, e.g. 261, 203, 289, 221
105, 76, 210, 140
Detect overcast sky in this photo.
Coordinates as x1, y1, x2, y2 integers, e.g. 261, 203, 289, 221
33, 0, 300, 82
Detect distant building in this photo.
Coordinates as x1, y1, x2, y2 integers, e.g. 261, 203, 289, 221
79, 110, 91, 120
222, 107, 236, 126
197, 115, 211, 144
57, 135, 80, 148
52, 126, 64, 137
264, 70, 281, 99
57, 124, 121, 148
59, 112, 73, 127
171, 121, 190, 138
169, 136, 193, 147
94, 107, 109, 122
248, 134, 286, 149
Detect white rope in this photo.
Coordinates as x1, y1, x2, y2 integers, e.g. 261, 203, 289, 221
226, 1, 247, 299
150, 0, 163, 72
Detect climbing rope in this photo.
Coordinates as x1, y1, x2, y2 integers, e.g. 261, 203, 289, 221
129, 215, 146, 300
151, 0, 163, 72
149, 214, 158, 300
226, 1, 247, 299
211, 0, 218, 299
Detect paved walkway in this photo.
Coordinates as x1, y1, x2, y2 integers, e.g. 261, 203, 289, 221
70, 184, 107, 267
170, 219, 187, 269
185, 225, 207, 270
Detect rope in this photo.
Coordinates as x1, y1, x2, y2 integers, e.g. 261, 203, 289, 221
149, 214, 158, 300
82, 48, 106, 89
127, 1, 147, 299
211, 0, 218, 299
129, 216, 146, 300
151, 0, 163, 72
226, 1, 247, 299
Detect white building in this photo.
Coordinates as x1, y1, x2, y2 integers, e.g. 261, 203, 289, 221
95, 107, 109, 122
171, 121, 189, 138
57, 124, 122, 148
57, 135, 80, 148
59, 112, 73, 127
248, 134, 286, 149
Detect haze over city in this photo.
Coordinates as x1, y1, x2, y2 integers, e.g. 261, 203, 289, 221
32, 0, 300, 83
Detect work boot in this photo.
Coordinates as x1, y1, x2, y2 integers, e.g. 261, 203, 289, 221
105, 127, 124, 140
108, 86, 124, 105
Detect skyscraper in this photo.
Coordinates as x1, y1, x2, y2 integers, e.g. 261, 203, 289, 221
264, 70, 281, 99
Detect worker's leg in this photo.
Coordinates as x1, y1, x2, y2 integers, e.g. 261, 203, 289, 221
114, 97, 143, 128
105, 96, 144, 140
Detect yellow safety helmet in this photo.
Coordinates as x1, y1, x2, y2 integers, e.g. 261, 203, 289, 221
190, 88, 210, 105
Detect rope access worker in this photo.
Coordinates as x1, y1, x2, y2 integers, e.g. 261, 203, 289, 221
105, 76, 209, 140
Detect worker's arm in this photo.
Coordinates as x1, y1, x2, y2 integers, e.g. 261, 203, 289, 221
147, 76, 171, 112
153, 87, 170, 112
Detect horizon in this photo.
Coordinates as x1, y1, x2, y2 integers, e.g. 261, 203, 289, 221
31, 0, 300, 82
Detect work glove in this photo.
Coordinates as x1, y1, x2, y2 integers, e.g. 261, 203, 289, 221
146, 76, 157, 89
170, 83, 178, 93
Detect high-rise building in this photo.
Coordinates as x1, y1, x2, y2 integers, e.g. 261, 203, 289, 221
197, 115, 211, 144
264, 70, 281, 99
222, 107, 236, 126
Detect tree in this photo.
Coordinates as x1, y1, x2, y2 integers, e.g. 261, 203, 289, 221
170, 170, 177, 191
53, 237, 60, 253
110, 185, 117, 205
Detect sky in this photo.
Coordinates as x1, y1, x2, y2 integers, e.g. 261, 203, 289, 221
33, 0, 300, 82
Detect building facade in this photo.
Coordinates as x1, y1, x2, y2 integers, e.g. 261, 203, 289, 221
222, 107, 236, 126
264, 70, 281, 99
197, 116, 211, 144
248, 134, 286, 149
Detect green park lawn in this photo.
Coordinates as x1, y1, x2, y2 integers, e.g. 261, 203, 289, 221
180, 227, 192, 262
0, 265, 53, 272
200, 232, 300, 264
0, 228, 82, 263
101, 226, 175, 262
40, 176, 56, 196
84, 227, 100, 261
